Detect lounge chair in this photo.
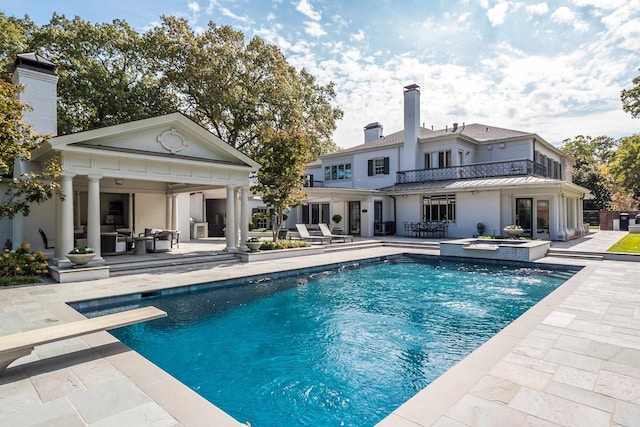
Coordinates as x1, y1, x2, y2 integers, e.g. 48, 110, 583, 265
318, 223, 353, 243
295, 224, 331, 245
38, 228, 54, 249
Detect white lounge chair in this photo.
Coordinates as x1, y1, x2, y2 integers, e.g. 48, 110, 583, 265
295, 224, 331, 245
318, 223, 353, 243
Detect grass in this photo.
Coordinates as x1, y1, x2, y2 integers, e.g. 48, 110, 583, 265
0, 275, 43, 287
607, 234, 640, 253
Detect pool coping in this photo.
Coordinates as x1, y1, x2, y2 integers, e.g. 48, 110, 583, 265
1, 245, 638, 426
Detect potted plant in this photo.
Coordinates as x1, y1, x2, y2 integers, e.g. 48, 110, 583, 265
476, 222, 485, 236
503, 224, 524, 238
332, 214, 343, 234
67, 247, 95, 265
245, 237, 263, 252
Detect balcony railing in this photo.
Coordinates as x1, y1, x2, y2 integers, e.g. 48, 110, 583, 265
303, 179, 324, 188
396, 159, 549, 184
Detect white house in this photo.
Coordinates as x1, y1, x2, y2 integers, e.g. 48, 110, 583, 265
1, 53, 260, 263
283, 84, 589, 240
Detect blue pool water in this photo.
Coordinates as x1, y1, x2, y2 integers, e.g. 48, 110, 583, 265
81, 257, 575, 426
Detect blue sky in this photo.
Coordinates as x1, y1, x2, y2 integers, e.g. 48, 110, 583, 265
3, 0, 639, 148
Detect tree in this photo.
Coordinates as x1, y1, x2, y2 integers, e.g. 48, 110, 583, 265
0, 80, 62, 218
621, 68, 640, 119
30, 14, 177, 134
560, 135, 617, 210
251, 128, 312, 241
610, 134, 640, 199
145, 16, 342, 158
0, 13, 37, 80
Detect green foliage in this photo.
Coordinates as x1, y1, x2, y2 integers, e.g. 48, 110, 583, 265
248, 221, 256, 231
0, 243, 50, 279
560, 135, 617, 210
0, 80, 63, 218
332, 214, 342, 224
144, 16, 342, 158
610, 135, 640, 199
260, 240, 311, 250
0, 13, 37, 80
251, 128, 312, 241
29, 14, 177, 134
68, 247, 94, 254
621, 69, 640, 119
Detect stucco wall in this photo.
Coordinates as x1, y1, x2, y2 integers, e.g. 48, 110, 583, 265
135, 193, 167, 232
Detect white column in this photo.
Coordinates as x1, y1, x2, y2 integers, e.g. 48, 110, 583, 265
74, 190, 81, 229
240, 187, 249, 251
87, 175, 103, 261
225, 186, 237, 251
171, 194, 178, 230
58, 174, 75, 260
364, 196, 375, 237
558, 194, 567, 241
128, 193, 134, 232
166, 195, 172, 230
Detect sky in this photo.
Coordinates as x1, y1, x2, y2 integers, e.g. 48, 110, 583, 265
2, 0, 640, 149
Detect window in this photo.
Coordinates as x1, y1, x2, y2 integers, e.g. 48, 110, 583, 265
438, 150, 452, 168
368, 157, 390, 176
252, 207, 272, 229
423, 194, 456, 222
324, 163, 352, 181
302, 203, 330, 224
425, 153, 432, 169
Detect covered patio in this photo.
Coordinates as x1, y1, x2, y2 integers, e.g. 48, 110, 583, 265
19, 113, 259, 272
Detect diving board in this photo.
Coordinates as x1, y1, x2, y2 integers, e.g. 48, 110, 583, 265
0, 306, 167, 374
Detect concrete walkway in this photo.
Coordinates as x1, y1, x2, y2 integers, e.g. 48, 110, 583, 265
0, 231, 638, 426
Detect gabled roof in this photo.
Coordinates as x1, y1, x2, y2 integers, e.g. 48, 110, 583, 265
33, 112, 260, 170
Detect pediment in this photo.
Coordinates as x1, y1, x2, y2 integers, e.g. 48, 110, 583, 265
44, 113, 259, 169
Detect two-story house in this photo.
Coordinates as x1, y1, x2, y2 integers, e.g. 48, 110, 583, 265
285, 84, 589, 240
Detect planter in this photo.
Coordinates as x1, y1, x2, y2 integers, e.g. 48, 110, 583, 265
503, 228, 524, 238
245, 241, 263, 252
67, 253, 95, 265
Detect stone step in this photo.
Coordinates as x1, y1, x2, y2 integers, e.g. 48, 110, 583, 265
108, 253, 240, 276
546, 250, 604, 261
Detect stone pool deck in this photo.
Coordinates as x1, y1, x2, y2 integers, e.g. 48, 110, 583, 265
1, 231, 639, 426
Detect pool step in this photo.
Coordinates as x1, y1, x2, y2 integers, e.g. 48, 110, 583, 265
108, 253, 241, 276
546, 249, 604, 261
324, 239, 440, 254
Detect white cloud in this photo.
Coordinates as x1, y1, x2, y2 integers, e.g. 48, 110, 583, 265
551, 6, 590, 32
304, 21, 326, 37
296, 0, 321, 21
188, 2, 200, 13
220, 7, 250, 23
351, 29, 365, 42
525, 3, 548, 16
487, 2, 510, 26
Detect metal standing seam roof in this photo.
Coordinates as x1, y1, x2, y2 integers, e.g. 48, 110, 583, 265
379, 175, 566, 193
325, 123, 535, 158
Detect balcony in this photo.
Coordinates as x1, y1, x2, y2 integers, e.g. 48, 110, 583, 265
396, 159, 549, 184
303, 178, 324, 188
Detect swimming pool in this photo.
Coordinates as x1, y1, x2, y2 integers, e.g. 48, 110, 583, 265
79, 256, 578, 426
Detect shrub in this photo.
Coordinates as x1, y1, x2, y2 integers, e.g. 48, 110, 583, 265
260, 240, 311, 250
248, 221, 256, 231
0, 243, 49, 281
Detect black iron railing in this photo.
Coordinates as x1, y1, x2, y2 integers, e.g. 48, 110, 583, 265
396, 159, 549, 184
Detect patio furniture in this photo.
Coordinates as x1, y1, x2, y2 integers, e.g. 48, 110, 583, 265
140, 229, 175, 252
0, 306, 166, 375
38, 228, 54, 249
101, 232, 127, 254
295, 224, 331, 245
318, 223, 353, 243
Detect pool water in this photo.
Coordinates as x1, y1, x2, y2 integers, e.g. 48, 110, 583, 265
82, 257, 574, 426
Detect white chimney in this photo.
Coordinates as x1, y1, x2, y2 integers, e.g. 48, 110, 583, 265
12, 53, 59, 136
364, 122, 383, 144
402, 83, 420, 171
